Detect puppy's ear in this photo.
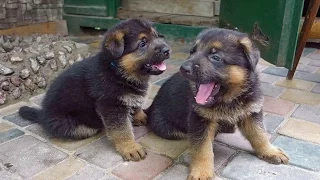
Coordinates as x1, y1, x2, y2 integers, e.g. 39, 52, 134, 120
102, 29, 128, 58
239, 37, 260, 71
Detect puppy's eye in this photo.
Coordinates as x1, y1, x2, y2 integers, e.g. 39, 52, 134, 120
209, 54, 222, 62
139, 40, 147, 48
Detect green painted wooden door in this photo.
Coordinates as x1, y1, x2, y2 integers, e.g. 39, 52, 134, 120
219, 0, 304, 70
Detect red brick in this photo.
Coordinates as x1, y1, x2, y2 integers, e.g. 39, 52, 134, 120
112, 151, 173, 180
263, 96, 295, 116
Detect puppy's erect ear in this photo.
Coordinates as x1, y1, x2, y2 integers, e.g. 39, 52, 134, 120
102, 29, 128, 58
239, 37, 260, 71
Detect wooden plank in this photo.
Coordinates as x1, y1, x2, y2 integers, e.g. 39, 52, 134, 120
124, 0, 214, 17
0, 20, 68, 36
309, 17, 320, 39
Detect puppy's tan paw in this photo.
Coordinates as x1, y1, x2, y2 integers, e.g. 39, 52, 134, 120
257, 145, 289, 164
187, 169, 215, 180
133, 109, 147, 126
116, 142, 147, 161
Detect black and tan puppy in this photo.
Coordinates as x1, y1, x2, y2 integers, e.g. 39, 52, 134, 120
147, 28, 289, 179
18, 19, 170, 161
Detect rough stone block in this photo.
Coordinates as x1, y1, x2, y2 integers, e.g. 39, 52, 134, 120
259, 73, 280, 84
262, 67, 288, 77
260, 83, 285, 98
0, 122, 13, 132
279, 118, 320, 145
291, 105, 320, 124
311, 83, 320, 93
263, 114, 284, 134
273, 135, 320, 171
0, 128, 24, 143
112, 151, 173, 180
280, 89, 320, 106
66, 165, 105, 180
263, 96, 295, 116
158, 164, 188, 180
3, 111, 34, 127
139, 133, 190, 159
0, 135, 68, 179
75, 136, 123, 169
215, 129, 254, 152
221, 152, 320, 180
276, 78, 316, 91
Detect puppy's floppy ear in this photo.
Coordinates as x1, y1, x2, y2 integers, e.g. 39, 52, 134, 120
102, 28, 128, 58
239, 37, 260, 71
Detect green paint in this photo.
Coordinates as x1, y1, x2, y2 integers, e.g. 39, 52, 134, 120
63, 15, 207, 41
219, 0, 303, 70
64, 0, 106, 6
63, 6, 108, 17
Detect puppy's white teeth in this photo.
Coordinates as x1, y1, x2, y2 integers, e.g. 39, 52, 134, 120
205, 100, 208, 103
194, 97, 196, 99
146, 64, 151, 67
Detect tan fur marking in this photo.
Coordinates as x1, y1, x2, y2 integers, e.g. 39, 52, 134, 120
227, 33, 238, 42
223, 65, 248, 103
108, 118, 147, 161
132, 108, 147, 126
138, 33, 147, 40
239, 37, 252, 53
119, 53, 148, 82
211, 41, 223, 49
188, 122, 218, 180
119, 93, 145, 107
239, 116, 289, 164
72, 125, 99, 138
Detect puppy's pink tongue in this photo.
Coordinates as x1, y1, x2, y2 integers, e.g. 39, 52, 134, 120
152, 62, 166, 71
195, 83, 215, 104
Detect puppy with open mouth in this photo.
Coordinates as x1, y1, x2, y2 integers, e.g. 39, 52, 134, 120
147, 28, 289, 179
19, 19, 170, 161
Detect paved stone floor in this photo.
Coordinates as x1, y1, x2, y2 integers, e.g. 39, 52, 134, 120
1, 37, 320, 180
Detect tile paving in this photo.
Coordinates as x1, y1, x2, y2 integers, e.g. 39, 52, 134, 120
0, 39, 320, 180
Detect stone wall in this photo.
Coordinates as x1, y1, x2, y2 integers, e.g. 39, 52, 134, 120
0, 34, 90, 106
0, 0, 63, 30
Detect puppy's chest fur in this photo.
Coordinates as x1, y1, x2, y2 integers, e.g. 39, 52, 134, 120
195, 97, 263, 124
119, 93, 146, 108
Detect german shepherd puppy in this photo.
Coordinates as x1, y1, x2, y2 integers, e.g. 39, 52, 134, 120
19, 19, 170, 161
147, 28, 289, 179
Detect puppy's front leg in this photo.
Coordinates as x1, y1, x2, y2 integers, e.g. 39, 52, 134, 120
96, 103, 147, 161
238, 111, 289, 164
188, 112, 218, 180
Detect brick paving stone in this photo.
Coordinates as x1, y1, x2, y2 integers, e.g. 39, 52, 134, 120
215, 129, 254, 152
25, 123, 48, 139
158, 164, 188, 180
155, 78, 169, 86
171, 52, 189, 60
291, 105, 320, 124
181, 143, 236, 171
262, 67, 288, 77
259, 73, 280, 84
0, 128, 24, 144
32, 157, 86, 180
308, 59, 320, 66
66, 165, 105, 180
308, 52, 320, 60
299, 57, 313, 65
147, 85, 161, 99
317, 68, 320, 74
0, 135, 68, 179
0, 101, 30, 117
311, 83, 320, 93
3, 111, 34, 127
296, 63, 318, 73
260, 83, 285, 98
29, 93, 45, 106
99, 174, 121, 180
263, 114, 284, 134
112, 151, 173, 180
221, 152, 320, 180
256, 64, 268, 73
133, 126, 149, 140
139, 133, 190, 159
302, 47, 317, 56
76, 136, 123, 169
0, 122, 13, 132
0, 163, 23, 180
263, 96, 295, 116
280, 89, 320, 106
51, 132, 103, 152
279, 118, 320, 145
273, 135, 320, 171
276, 78, 316, 91
294, 71, 320, 83
150, 74, 170, 83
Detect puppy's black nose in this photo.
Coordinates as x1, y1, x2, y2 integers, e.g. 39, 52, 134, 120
180, 62, 193, 74
162, 46, 170, 58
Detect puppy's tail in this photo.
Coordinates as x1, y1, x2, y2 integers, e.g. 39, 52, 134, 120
18, 106, 40, 123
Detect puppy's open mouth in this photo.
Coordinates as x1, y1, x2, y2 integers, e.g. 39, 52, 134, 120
195, 83, 221, 105
143, 61, 167, 75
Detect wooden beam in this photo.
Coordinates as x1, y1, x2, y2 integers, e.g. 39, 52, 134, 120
0, 20, 68, 36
